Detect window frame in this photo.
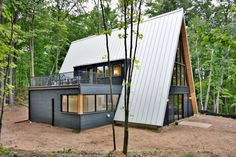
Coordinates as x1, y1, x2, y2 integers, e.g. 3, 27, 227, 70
82, 94, 120, 114
96, 94, 107, 112
83, 94, 96, 113
96, 66, 104, 78
112, 64, 122, 77
61, 94, 78, 114
104, 65, 111, 78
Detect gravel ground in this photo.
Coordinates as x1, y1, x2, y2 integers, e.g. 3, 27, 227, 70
1, 105, 236, 157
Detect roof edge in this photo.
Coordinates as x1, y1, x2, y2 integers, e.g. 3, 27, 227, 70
71, 8, 184, 45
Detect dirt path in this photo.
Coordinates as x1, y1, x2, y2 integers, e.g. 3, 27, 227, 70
1, 106, 236, 156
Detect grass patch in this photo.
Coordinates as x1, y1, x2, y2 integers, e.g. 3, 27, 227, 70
182, 153, 196, 157
0, 146, 11, 156
57, 148, 75, 154
45, 154, 54, 157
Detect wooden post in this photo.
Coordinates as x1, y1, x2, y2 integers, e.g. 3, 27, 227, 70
78, 95, 83, 114
181, 19, 198, 113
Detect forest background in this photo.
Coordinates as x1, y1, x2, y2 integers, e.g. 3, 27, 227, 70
0, 0, 236, 114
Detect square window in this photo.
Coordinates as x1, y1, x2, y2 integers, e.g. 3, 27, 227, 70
97, 66, 104, 78
96, 95, 106, 111
84, 95, 95, 112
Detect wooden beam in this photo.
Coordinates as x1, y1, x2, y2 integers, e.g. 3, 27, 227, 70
78, 95, 83, 114
180, 19, 198, 113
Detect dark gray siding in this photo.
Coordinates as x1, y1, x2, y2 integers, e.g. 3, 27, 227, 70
80, 84, 122, 94
29, 88, 80, 130
80, 112, 113, 130
169, 86, 190, 94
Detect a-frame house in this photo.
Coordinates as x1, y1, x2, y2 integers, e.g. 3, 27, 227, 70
29, 9, 197, 131
114, 9, 197, 126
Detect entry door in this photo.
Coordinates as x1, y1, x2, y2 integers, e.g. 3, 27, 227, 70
88, 68, 93, 84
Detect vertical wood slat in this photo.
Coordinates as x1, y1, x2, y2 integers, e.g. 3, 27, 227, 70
78, 95, 83, 114
181, 19, 198, 113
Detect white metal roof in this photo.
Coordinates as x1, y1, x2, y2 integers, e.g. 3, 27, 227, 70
60, 9, 185, 126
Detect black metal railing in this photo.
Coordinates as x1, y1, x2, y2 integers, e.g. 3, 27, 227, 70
30, 71, 104, 87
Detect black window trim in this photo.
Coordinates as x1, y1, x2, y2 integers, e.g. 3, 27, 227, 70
61, 94, 78, 113
82, 94, 120, 114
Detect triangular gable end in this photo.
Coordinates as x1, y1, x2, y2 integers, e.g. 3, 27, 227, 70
164, 18, 198, 125
114, 9, 196, 127
114, 10, 197, 126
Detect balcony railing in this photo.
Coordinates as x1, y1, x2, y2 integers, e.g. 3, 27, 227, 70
30, 71, 106, 87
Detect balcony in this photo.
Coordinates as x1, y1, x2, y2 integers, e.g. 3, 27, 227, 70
30, 71, 106, 87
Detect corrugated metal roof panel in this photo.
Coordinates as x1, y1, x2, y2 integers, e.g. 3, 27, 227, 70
60, 9, 184, 126
114, 9, 184, 126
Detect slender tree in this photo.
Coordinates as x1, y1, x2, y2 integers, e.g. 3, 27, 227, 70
122, 0, 143, 154
204, 49, 214, 110
0, 0, 17, 137
99, 0, 116, 150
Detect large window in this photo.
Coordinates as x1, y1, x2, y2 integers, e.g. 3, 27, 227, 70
61, 95, 78, 113
107, 94, 120, 110
97, 66, 104, 78
96, 95, 106, 111
113, 64, 121, 76
84, 95, 95, 113
171, 39, 187, 86
96, 63, 122, 78
82, 94, 120, 113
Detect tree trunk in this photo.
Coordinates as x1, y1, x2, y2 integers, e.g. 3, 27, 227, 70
99, 0, 116, 150
8, 55, 14, 108
55, 48, 61, 73
215, 46, 231, 113
122, 0, 129, 154
197, 53, 203, 110
0, 0, 15, 136
0, 0, 3, 106
7, 5, 19, 108
30, 8, 35, 86
204, 49, 214, 110
0, 0, 3, 17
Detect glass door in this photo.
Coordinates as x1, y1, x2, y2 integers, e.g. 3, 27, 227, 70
174, 94, 184, 121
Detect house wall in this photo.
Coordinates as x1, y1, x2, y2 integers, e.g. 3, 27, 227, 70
29, 88, 81, 130
74, 59, 126, 85
29, 85, 122, 131
80, 84, 122, 94
80, 112, 113, 130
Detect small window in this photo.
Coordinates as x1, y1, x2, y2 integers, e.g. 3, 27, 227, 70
61, 95, 78, 113
97, 66, 104, 78
105, 66, 110, 77
107, 94, 120, 111
96, 95, 106, 111
113, 64, 121, 76
84, 95, 95, 112
62, 95, 68, 112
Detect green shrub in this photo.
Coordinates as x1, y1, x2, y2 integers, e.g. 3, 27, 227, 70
0, 147, 11, 156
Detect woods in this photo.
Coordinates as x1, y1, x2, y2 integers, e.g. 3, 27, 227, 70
0, 0, 234, 114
